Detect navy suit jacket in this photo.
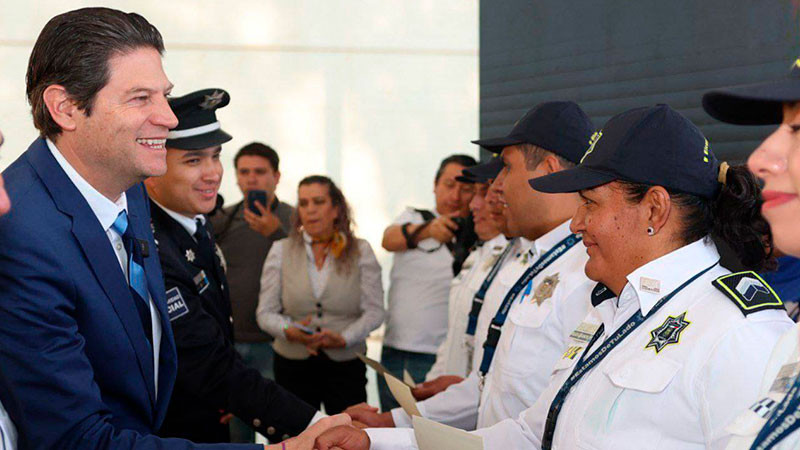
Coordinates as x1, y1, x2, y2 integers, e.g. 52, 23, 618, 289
0, 139, 258, 449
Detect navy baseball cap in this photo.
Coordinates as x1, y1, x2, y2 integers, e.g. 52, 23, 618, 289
530, 104, 722, 199
456, 155, 503, 184
471, 101, 595, 164
167, 88, 233, 150
703, 58, 800, 125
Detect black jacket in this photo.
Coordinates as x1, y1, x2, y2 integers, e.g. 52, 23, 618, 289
150, 201, 316, 443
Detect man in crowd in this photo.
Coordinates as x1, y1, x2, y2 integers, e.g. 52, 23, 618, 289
0, 8, 343, 449
146, 89, 321, 443
378, 154, 477, 410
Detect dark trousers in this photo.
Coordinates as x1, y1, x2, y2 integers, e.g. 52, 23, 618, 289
274, 351, 367, 414
377, 346, 436, 411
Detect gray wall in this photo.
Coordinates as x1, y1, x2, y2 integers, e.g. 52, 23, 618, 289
479, 0, 800, 161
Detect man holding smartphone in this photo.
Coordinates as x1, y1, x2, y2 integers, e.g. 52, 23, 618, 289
209, 142, 294, 442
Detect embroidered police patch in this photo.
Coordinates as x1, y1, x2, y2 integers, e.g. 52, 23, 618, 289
713, 271, 784, 315
645, 312, 690, 353
166, 287, 189, 321
750, 397, 778, 419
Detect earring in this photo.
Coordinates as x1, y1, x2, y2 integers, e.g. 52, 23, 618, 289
647, 226, 655, 236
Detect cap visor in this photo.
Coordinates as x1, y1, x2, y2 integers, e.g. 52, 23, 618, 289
471, 136, 524, 151
166, 129, 233, 150
455, 175, 476, 183
702, 78, 800, 125
529, 166, 617, 194
464, 157, 503, 182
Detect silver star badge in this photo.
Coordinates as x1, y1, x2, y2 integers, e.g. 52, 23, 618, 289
185, 249, 196, 263
199, 91, 225, 110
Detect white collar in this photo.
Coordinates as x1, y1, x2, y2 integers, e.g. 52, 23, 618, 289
531, 220, 573, 258
623, 237, 720, 316
47, 138, 127, 232
150, 198, 205, 236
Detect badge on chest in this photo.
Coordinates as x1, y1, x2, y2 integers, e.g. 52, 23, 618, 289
166, 287, 190, 321
645, 312, 690, 354
194, 270, 210, 294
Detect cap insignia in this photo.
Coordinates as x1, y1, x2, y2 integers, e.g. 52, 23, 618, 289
580, 131, 603, 164
200, 90, 225, 110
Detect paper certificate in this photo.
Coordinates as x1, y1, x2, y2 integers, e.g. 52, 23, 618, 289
412, 416, 483, 450
385, 372, 421, 417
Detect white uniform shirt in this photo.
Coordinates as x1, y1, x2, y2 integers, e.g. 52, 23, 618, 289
384, 208, 454, 354
373, 221, 593, 449
726, 323, 800, 449
0, 400, 15, 450
472, 238, 793, 450
426, 234, 510, 380
48, 139, 162, 398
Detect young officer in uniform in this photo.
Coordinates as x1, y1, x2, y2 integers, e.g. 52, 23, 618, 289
421, 157, 508, 384
460, 104, 794, 450
145, 89, 322, 443
332, 102, 597, 450
704, 57, 800, 449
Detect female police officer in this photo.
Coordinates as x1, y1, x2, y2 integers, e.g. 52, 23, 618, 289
704, 58, 800, 449
464, 104, 794, 450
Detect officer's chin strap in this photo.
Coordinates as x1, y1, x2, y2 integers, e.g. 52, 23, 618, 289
718, 161, 730, 185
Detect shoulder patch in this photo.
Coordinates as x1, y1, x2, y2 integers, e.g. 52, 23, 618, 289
712, 271, 784, 315
165, 287, 190, 321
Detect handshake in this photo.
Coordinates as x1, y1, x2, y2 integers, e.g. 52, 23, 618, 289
275, 413, 370, 450
284, 317, 347, 355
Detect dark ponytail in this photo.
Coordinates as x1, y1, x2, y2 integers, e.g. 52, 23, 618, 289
619, 164, 774, 271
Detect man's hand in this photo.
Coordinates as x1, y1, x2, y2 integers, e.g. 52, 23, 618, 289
344, 405, 394, 428
411, 375, 464, 400
274, 414, 351, 450
424, 215, 459, 243
315, 425, 371, 450
243, 201, 282, 237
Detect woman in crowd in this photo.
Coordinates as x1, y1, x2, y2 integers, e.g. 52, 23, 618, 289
256, 175, 384, 414
704, 60, 800, 449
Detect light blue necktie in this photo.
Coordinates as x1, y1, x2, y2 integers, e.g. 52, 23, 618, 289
111, 210, 153, 344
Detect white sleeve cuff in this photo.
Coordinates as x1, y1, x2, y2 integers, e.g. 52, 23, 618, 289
366, 427, 418, 450
391, 407, 412, 428
308, 410, 327, 427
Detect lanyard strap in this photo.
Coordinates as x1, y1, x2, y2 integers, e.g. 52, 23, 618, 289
751, 374, 800, 449
477, 233, 582, 380
541, 262, 718, 450
466, 238, 517, 336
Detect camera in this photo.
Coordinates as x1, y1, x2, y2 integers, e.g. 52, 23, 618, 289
449, 215, 478, 276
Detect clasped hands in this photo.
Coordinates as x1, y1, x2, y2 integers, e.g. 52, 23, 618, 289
284, 317, 346, 356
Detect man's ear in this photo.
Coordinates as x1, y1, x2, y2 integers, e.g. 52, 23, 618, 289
542, 154, 564, 175
42, 85, 80, 132
275, 170, 281, 185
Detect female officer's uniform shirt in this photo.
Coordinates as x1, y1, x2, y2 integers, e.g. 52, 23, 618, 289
472, 238, 792, 450
374, 221, 593, 448
726, 323, 800, 449
426, 233, 509, 380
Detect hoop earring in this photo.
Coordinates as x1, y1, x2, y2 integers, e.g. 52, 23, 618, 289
647, 226, 655, 236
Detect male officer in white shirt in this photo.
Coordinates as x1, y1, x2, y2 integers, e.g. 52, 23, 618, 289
325, 101, 597, 450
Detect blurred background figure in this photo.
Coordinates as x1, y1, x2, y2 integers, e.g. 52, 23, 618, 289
378, 154, 476, 410
257, 175, 385, 414
210, 142, 293, 442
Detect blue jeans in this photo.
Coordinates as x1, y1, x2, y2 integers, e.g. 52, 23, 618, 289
230, 342, 275, 443
378, 346, 436, 412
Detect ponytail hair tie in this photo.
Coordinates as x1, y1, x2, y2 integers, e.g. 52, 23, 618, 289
718, 161, 730, 185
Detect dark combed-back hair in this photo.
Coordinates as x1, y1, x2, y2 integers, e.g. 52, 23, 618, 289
26, 7, 165, 139
292, 175, 359, 271
618, 165, 774, 271
518, 143, 576, 170
435, 154, 478, 183
234, 142, 280, 171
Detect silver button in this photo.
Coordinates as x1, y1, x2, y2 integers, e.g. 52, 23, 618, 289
229, 316, 234, 323
282, 434, 290, 440
116, 243, 122, 251
253, 418, 262, 427
266, 426, 276, 435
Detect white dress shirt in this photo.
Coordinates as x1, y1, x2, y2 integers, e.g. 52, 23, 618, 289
426, 233, 510, 380
372, 221, 593, 449
0, 400, 16, 450
726, 323, 800, 449
471, 238, 793, 450
383, 208, 454, 354
256, 234, 385, 346
47, 139, 162, 398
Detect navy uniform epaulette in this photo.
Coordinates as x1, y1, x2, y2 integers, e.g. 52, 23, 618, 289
712, 271, 784, 316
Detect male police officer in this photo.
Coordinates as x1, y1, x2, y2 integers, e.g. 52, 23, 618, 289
334, 102, 597, 450
145, 89, 321, 443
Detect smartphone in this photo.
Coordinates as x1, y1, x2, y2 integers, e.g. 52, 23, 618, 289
247, 190, 268, 215
289, 322, 316, 335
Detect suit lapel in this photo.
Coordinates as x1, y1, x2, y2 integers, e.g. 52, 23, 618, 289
27, 140, 158, 408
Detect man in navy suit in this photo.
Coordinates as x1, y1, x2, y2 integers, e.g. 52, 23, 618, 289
0, 7, 346, 450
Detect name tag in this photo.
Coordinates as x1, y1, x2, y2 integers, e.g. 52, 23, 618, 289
194, 270, 209, 294
166, 287, 189, 321
569, 321, 600, 343
770, 362, 800, 394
